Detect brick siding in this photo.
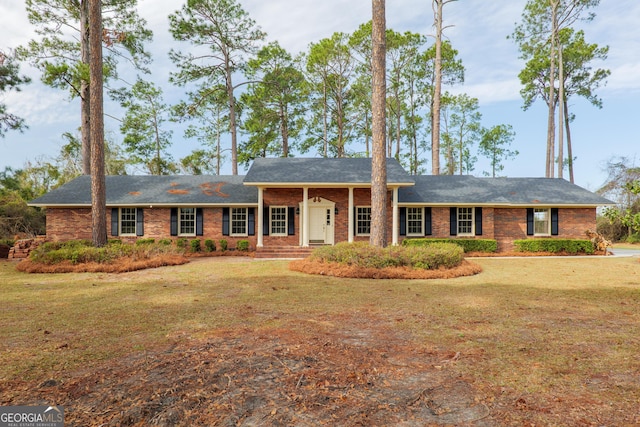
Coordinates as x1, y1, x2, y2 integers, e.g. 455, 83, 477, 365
44, 196, 597, 252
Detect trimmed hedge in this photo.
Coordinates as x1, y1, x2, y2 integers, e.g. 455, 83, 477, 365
29, 239, 185, 265
402, 238, 498, 253
310, 241, 464, 270
513, 239, 594, 254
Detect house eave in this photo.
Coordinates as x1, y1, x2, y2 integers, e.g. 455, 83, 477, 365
243, 181, 415, 188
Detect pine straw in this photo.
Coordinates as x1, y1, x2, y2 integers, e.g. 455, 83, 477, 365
289, 258, 482, 279
15, 254, 189, 274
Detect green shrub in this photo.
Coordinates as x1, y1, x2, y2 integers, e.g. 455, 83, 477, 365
158, 238, 173, 246
0, 238, 15, 247
219, 239, 228, 251
513, 239, 594, 254
190, 239, 201, 253
29, 240, 134, 265
176, 238, 188, 249
236, 240, 249, 251
204, 239, 216, 252
626, 233, 640, 244
403, 238, 498, 253
310, 242, 464, 270
28, 239, 184, 265
135, 238, 155, 246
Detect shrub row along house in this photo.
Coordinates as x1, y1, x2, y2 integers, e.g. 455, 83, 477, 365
29, 158, 613, 256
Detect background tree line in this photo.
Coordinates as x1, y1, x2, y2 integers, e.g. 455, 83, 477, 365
0, 0, 621, 242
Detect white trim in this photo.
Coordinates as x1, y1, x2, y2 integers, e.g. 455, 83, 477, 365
119, 207, 137, 236
533, 208, 551, 236
269, 206, 288, 236
178, 207, 196, 237
257, 188, 264, 247
230, 207, 249, 237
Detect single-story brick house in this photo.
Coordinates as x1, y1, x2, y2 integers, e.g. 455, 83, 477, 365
29, 158, 613, 255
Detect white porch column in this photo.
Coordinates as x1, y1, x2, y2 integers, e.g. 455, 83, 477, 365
348, 187, 354, 243
302, 187, 309, 247
392, 187, 399, 246
257, 187, 264, 247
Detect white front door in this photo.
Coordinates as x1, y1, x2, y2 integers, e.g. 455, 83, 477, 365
308, 204, 335, 245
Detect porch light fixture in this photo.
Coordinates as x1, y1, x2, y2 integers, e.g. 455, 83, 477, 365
334, 207, 339, 215
296, 207, 300, 215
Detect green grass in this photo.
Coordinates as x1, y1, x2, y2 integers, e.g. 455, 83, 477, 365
1, 255, 639, 409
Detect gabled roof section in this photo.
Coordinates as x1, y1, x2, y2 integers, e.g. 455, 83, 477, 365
243, 157, 414, 187
29, 175, 258, 207
399, 176, 614, 206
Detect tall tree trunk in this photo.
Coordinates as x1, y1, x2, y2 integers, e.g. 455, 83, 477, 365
226, 64, 238, 175
546, 0, 558, 178
564, 98, 574, 183
279, 104, 289, 157
323, 81, 328, 157
557, 42, 564, 179
80, 0, 91, 175
89, 0, 107, 247
431, 0, 444, 175
371, 0, 387, 248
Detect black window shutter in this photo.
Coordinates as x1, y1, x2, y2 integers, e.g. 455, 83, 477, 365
263, 207, 269, 236
399, 207, 406, 236
111, 208, 119, 236
222, 208, 229, 236
288, 207, 295, 235
196, 208, 204, 236
526, 208, 534, 236
450, 207, 457, 236
170, 208, 178, 236
475, 207, 483, 236
136, 208, 144, 236
425, 207, 432, 236
551, 208, 559, 235
248, 208, 255, 236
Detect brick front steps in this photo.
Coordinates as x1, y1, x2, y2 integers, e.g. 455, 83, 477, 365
254, 245, 316, 259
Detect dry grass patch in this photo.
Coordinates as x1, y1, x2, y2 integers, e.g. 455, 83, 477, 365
1, 256, 639, 426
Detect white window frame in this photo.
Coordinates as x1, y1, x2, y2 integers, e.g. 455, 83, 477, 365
119, 207, 137, 236
457, 207, 474, 236
231, 207, 248, 237
270, 206, 287, 236
356, 206, 372, 236
406, 207, 423, 236
534, 208, 551, 236
179, 207, 196, 236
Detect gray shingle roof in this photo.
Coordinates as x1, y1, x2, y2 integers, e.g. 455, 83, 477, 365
29, 175, 258, 207
399, 176, 614, 206
243, 157, 414, 186
29, 163, 613, 208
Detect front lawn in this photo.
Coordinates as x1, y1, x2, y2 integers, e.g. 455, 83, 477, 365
0, 256, 638, 425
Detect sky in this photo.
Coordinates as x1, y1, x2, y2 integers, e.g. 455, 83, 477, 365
1, 0, 638, 192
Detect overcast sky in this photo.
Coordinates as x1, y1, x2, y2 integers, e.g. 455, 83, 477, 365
1, 0, 638, 191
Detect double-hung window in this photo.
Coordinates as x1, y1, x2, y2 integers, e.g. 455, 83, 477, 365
356, 206, 371, 236
270, 206, 287, 236
179, 208, 196, 236
119, 208, 137, 236
231, 207, 248, 236
457, 207, 474, 236
534, 208, 550, 235
406, 207, 423, 236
